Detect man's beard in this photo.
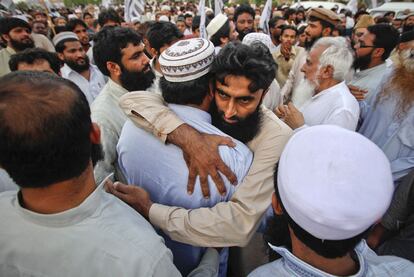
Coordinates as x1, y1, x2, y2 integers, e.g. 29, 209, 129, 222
209, 100, 262, 144
10, 37, 34, 51
353, 53, 372, 70
304, 34, 321, 50
402, 25, 414, 33
119, 63, 155, 91
292, 78, 317, 108
91, 143, 104, 167
65, 55, 90, 73
237, 28, 254, 41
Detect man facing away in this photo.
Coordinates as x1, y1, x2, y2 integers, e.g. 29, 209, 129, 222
117, 38, 252, 276
9, 47, 61, 75
0, 71, 219, 277
249, 125, 414, 276
91, 27, 155, 184
53, 31, 106, 105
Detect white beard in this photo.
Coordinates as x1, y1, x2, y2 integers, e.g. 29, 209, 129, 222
292, 78, 318, 110
400, 48, 414, 73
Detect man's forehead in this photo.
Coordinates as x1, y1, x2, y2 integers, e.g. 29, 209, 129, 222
121, 42, 144, 56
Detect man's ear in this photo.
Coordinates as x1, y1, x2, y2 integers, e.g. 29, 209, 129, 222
149, 47, 158, 58
1, 34, 10, 43
57, 52, 65, 62
220, 36, 229, 46
106, 61, 121, 78
90, 123, 101, 144
322, 27, 332, 37
272, 192, 283, 215
208, 81, 215, 98
372, 47, 385, 60
321, 65, 334, 79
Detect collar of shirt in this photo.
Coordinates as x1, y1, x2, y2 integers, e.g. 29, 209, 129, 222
14, 180, 109, 228
311, 81, 348, 100
106, 78, 129, 98
354, 63, 387, 79
150, 57, 163, 78
61, 63, 87, 79
6, 46, 16, 56
169, 103, 212, 124
268, 241, 368, 277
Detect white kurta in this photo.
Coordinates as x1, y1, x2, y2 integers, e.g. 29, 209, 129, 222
0, 183, 183, 276
299, 81, 360, 131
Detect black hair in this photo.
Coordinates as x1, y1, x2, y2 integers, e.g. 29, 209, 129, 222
368, 24, 400, 61
297, 25, 307, 35
280, 25, 297, 36
384, 11, 395, 17
284, 8, 296, 20
66, 18, 88, 32
161, 73, 211, 106
210, 20, 230, 47
0, 71, 92, 188
191, 16, 210, 32
211, 42, 276, 93
83, 12, 93, 19
98, 8, 122, 27
0, 17, 31, 35
184, 13, 193, 19
267, 163, 369, 259
308, 15, 335, 31
55, 38, 79, 53
234, 4, 255, 23
146, 21, 183, 54
93, 26, 142, 76
9, 48, 61, 74
268, 16, 284, 29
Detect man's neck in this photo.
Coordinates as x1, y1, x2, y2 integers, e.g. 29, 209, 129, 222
315, 79, 340, 95
79, 68, 91, 81
290, 231, 359, 276
366, 59, 384, 70
20, 164, 96, 214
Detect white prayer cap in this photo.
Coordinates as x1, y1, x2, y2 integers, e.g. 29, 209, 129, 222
206, 13, 228, 40
68, 14, 77, 20
159, 15, 169, 22
161, 5, 171, 12
242, 32, 276, 53
12, 15, 29, 23
159, 38, 215, 82
52, 31, 79, 46
278, 125, 394, 240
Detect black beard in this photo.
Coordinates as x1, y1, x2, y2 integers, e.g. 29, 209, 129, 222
402, 25, 414, 33
65, 55, 90, 73
119, 63, 155, 91
10, 37, 34, 51
353, 53, 372, 70
237, 28, 254, 41
304, 35, 320, 50
91, 143, 104, 167
263, 212, 292, 261
209, 101, 262, 144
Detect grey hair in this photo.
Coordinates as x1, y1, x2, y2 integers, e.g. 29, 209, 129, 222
312, 37, 354, 82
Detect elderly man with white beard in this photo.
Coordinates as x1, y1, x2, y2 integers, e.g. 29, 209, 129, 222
276, 37, 360, 131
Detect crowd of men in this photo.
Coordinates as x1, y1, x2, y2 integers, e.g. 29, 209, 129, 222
0, 1, 414, 276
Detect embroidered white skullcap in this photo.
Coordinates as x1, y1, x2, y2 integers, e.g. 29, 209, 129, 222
278, 125, 394, 240
242, 32, 276, 53
52, 31, 79, 46
159, 38, 215, 82
159, 15, 169, 22
206, 13, 228, 40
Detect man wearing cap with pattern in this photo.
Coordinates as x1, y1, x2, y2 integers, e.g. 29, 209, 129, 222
53, 31, 106, 106
206, 13, 238, 55
281, 8, 341, 106
117, 38, 252, 276
109, 40, 292, 267
249, 125, 414, 276
0, 17, 35, 77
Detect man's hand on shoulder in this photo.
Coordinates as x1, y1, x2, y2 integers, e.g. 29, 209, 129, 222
168, 124, 238, 199
105, 180, 153, 219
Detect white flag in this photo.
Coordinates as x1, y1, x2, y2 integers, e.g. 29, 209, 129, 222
0, 0, 13, 9
346, 0, 358, 14
101, 0, 111, 9
214, 0, 223, 16
125, 0, 145, 22
371, 0, 378, 8
259, 0, 272, 35
198, 0, 207, 39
